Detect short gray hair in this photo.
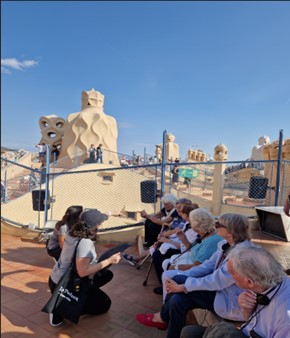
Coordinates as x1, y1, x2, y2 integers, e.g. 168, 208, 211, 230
175, 198, 192, 206
217, 213, 251, 243
162, 193, 177, 205
189, 208, 215, 233
229, 246, 286, 288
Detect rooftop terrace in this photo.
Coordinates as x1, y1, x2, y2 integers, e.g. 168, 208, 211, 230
1, 230, 290, 337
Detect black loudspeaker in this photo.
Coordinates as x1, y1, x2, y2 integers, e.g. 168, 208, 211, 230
248, 176, 268, 199
32, 190, 50, 211
140, 180, 157, 203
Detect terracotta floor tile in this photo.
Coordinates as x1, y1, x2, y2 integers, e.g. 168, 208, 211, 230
1, 231, 289, 338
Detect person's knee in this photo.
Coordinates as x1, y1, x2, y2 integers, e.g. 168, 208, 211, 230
162, 259, 170, 271
153, 249, 162, 262
101, 295, 112, 313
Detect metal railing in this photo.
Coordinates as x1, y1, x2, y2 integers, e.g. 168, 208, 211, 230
1, 152, 289, 229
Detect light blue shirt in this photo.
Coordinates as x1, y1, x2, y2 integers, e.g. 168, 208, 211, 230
241, 277, 290, 338
190, 233, 223, 263
162, 239, 254, 321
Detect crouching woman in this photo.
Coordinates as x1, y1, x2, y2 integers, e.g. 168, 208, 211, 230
48, 209, 121, 326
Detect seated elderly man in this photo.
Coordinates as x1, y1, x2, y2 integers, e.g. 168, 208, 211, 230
181, 246, 290, 338
141, 193, 179, 247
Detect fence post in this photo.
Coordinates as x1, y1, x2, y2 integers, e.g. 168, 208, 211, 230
4, 170, 7, 202
75, 145, 78, 167
274, 129, 283, 206
44, 145, 51, 225
160, 130, 167, 208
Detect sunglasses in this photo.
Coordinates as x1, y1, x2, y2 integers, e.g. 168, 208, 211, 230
215, 221, 227, 229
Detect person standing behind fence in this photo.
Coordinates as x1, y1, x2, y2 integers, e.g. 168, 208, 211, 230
96, 144, 103, 163
47, 205, 83, 261
1, 180, 6, 203
88, 144, 96, 163
35, 142, 46, 165
172, 165, 179, 185
284, 189, 290, 217
51, 145, 60, 162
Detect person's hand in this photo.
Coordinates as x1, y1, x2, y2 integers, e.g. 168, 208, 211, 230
108, 252, 121, 265
159, 237, 171, 244
176, 230, 186, 241
162, 222, 171, 228
238, 291, 257, 319
140, 210, 148, 218
165, 278, 184, 293
284, 195, 290, 216
167, 265, 175, 270
157, 232, 164, 240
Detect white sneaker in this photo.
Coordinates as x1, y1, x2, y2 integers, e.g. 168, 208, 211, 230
122, 253, 137, 266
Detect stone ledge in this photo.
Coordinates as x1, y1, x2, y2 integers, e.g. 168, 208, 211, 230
187, 309, 244, 328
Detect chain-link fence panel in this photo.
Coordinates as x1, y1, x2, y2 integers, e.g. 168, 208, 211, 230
1, 157, 289, 229
46, 165, 159, 230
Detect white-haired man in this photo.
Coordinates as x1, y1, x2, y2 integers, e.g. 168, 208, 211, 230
181, 246, 290, 338
141, 193, 179, 247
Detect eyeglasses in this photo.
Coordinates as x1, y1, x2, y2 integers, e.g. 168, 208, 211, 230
215, 221, 227, 229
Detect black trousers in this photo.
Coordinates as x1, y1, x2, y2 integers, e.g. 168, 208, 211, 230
152, 248, 180, 284
47, 246, 62, 261
48, 269, 113, 316
144, 219, 163, 247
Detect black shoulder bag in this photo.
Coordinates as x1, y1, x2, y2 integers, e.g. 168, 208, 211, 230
42, 238, 90, 324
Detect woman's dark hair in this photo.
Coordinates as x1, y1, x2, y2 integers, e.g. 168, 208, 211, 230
180, 203, 199, 216
69, 221, 98, 241
55, 205, 83, 231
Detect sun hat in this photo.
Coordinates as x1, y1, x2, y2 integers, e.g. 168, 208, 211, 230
80, 208, 108, 227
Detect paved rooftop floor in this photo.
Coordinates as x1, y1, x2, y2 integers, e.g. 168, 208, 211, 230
1, 230, 290, 337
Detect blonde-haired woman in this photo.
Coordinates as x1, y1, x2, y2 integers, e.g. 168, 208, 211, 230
163, 208, 222, 272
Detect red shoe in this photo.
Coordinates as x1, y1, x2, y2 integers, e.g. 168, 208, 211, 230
135, 313, 168, 330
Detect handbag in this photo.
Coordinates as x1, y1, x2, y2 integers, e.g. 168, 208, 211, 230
42, 239, 90, 324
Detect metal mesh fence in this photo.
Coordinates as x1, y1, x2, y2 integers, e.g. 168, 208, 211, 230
1, 156, 289, 229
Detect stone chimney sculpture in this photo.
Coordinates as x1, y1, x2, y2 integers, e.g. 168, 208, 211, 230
57, 88, 119, 167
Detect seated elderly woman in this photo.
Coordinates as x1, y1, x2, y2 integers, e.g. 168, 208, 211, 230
48, 209, 121, 327
151, 202, 199, 294
160, 208, 223, 297
136, 213, 253, 338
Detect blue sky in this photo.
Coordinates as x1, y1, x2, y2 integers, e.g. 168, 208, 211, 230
1, 1, 290, 161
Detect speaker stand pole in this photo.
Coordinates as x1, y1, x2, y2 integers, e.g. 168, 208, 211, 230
160, 130, 167, 207
44, 145, 51, 225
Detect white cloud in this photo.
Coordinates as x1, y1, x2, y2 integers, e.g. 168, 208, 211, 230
1, 58, 38, 73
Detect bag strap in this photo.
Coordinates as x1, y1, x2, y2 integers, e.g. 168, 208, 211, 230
71, 238, 82, 273
166, 207, 176, 217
